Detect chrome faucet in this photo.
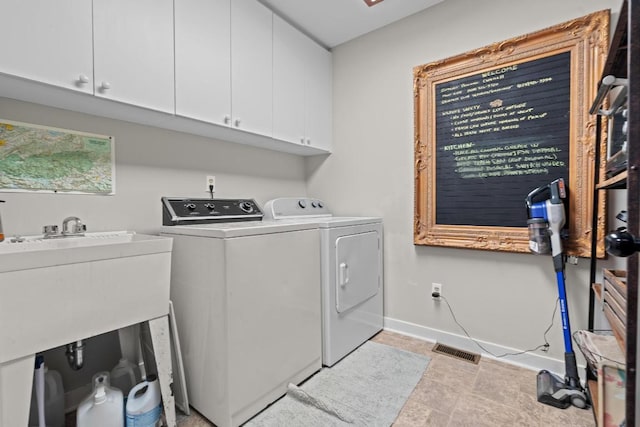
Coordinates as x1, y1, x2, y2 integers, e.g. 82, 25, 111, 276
43, 216, 87, 239
62, 216, 86, 236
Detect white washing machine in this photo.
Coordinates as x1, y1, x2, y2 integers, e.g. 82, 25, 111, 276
263, 197, 384, 366
160, 197, 322, 427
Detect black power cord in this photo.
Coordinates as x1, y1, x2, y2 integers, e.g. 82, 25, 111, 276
435, 294, 558, 358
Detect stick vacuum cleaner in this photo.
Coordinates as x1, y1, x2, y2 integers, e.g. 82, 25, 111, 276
526, 178, 588, 410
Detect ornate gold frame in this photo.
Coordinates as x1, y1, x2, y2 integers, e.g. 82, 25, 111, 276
413, 10, 609, 257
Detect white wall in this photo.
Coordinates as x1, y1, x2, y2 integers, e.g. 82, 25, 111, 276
0, 97, 309, 396
0, 98, 308, 237
307, 0, 625, 370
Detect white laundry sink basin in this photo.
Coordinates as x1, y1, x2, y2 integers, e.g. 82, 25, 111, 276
0, 231, 173, 364
0, 231, 171, 273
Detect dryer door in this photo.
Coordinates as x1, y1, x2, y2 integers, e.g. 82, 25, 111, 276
335, 231, 380, 313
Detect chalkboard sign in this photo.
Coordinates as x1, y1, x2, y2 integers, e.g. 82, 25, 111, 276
413, 10, 609, 257
435, 52, 571, 227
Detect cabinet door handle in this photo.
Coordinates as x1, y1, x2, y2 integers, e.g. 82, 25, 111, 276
300, 137, 305, 144
306, 138, 311, 145
77, 74, 89, 84
234, 118, 241, 127
99, 81, 111, 91
223, 115, 231, 125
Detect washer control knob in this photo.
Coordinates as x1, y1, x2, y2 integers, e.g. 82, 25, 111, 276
298, 200, 307, 208
318, 201, 324, 208
311, 201, 317, 208
204, 203, 216, 210
185, 203, 197, 210
239, 201, 254, 213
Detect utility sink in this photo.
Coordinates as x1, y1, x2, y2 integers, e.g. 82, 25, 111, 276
0, 231, 172, 273
0, 231, 173, 363
0, 231, 176, 426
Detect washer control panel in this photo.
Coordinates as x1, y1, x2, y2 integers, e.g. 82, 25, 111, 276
162, 197, 263, 225
263, 197, 331, 220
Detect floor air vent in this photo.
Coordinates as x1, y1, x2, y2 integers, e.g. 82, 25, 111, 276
432, 343, 481, 364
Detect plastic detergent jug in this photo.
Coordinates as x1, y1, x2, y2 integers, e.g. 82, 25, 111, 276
126, 374, 162, 427
111, 357, 141, 399
76, 372, 124, 427
28, 359, 65, 427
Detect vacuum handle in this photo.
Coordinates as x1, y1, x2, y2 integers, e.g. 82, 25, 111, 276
526, 178, 566, 208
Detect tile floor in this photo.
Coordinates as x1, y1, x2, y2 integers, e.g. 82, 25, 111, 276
176, 330, 596, 427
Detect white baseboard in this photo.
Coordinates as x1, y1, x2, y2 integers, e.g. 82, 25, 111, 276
383, 316, 577, 377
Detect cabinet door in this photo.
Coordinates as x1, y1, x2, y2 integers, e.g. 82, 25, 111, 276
93, 0, 174, 113
231, 0, 273, 136
0, 0, 93, 94
305, 39, 333, 151
175, 0, 231, 125
273, 15, 307, 145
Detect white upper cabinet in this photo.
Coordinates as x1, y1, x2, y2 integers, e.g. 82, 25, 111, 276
93, 0, 175, 113
231, 0, 273, 137
0, 0, 93, 94
175, 0, 231, 125
273, 16, 333, 151
0, 0, 330, 155
304, 39, 333, 152
273, 15, 307, 145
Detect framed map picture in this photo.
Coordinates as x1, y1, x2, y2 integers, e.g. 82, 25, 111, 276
0, 119, 115, 194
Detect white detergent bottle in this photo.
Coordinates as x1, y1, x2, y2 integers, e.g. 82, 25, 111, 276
28, 357, 65, 427
76, 372, 124, 427
111, 357, 141, 401
126, 374, 162, 427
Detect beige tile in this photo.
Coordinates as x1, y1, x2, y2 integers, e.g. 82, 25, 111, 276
409, 374, 464, 414
472, 362, 524, 407
515, 366, 539, 396
423, 409, 453, 427
393, 399, 433, 427
514, 389, 548, 418
393, 405, 452, 427
449, 393, 520, 427
170, 331, 597, 427
423, 354, 480, 391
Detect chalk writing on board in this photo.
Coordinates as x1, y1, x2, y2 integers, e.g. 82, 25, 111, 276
434, 52, 570, 227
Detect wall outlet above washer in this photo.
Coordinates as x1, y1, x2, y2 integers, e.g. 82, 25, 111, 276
206, 175, 216, 192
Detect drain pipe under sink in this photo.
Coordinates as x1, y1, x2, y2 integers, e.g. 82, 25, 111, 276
65, 340, 85, 370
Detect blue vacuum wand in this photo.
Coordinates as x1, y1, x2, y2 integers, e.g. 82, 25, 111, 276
525, 178, 588, 410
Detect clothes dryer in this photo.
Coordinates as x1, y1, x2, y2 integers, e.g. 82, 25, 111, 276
263, 197, 383, 366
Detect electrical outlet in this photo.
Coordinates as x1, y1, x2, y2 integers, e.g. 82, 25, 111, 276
206, 175, 216, 193
431, 283, 442, 299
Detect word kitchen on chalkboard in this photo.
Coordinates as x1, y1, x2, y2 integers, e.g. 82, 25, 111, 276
413, 9, 608, 256
435, 52, 570, 227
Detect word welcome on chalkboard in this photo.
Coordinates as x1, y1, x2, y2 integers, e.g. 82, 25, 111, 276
413, 10, 609, 257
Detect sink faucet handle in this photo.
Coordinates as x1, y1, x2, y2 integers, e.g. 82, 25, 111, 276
43, 225, 59, 235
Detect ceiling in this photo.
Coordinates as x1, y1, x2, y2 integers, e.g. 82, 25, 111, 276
259, 0, 445, 49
